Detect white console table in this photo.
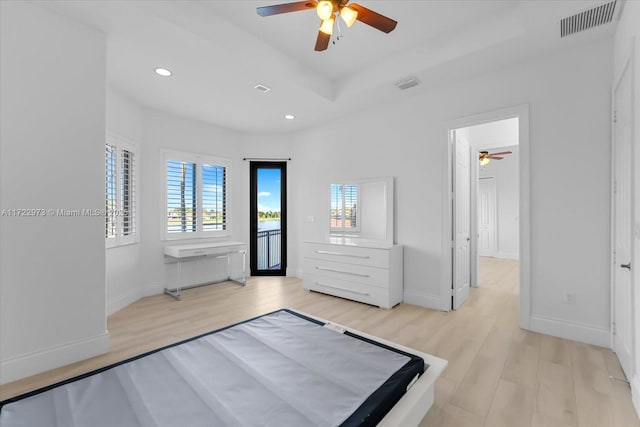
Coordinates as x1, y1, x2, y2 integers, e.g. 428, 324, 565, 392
163, 241, 247, 300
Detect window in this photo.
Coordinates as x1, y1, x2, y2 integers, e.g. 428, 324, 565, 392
163, 150, 230, 239
105, 134, 137, 247
330, 183, 359, 232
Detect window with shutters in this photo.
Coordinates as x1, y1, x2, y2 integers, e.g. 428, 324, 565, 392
330, 183, 360, 233
163, 150, 230, 240
105, 134, 137, 248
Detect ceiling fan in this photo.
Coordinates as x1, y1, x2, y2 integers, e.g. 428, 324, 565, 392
479, 150, 512, 166
256, 1, 398, 51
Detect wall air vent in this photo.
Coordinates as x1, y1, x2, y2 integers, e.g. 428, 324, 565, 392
560, 0, 617, 38
395, 77, 421, 91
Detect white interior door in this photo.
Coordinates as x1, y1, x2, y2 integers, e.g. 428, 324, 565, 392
612, 57, 634, 380
453, 131, 471, 309
478, 177, 497, 257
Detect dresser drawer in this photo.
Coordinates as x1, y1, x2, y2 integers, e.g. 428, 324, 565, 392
303, 258, 389, 288
303, 243, 389, 268
303, 274, 393, 308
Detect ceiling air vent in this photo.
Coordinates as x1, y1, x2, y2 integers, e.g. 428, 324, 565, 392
254, 84, 271, 93
395, 77, 421, 91
560, 0, 617, 38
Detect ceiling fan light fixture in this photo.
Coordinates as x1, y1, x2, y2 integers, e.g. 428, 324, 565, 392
319, 17, 335, 35
480, 157, 491, 166
316, 1, 334, 20
340, 6, 358, 27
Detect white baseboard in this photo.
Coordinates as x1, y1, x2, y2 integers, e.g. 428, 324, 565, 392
496, 252, 519, 260
631, 375, 640, 419
107, 287, 144, 316
403, 292, 443, 311
529, 314, 610, 347
0, 332, 110, 385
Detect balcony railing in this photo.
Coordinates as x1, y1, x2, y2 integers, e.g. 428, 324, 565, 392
257, 228, 281, 270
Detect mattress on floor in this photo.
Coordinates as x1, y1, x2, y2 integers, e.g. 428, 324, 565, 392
0, 309, 426, 427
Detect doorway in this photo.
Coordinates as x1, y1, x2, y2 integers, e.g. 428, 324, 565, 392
611, 50, 634, 380
444, 105, 530, 328
478, 177, 497, 257
249, 162, 287, 276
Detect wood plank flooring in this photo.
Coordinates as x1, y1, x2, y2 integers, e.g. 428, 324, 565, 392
1, 257, 638, 426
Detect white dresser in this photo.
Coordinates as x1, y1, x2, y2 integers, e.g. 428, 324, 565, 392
302, 238, 403, 309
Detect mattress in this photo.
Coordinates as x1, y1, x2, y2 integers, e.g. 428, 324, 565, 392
0, 309, 426, 427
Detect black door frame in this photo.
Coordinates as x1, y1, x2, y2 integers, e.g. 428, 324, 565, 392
249, 161, 287, 276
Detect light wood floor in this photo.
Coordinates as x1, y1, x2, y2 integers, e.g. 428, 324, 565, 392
1, 257, 638, 426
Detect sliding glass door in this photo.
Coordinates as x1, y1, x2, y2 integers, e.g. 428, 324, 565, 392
249, 162, 287, 276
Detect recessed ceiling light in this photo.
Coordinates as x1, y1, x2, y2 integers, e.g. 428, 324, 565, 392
284, 114, 295, 120
154, 67, 172, 77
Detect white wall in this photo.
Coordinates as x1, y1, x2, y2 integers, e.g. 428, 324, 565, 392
0, 2, 109, 384
138, 110, 246, 295
479, 145, 519, 259
106, 88, 144, 314
613, 0, 640, 416
291, 37, 613, 345
239, 133, 295, 274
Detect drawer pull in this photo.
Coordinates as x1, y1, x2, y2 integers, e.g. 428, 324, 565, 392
315, 250, 371, 259
315, 282, 370, 296
315, 266, 370, 278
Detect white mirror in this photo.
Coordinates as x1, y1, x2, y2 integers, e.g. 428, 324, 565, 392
329, 177, 394, 244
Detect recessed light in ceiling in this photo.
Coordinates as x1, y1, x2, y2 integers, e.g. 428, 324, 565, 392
154, 67, 172, 77
284, 114, 295, 120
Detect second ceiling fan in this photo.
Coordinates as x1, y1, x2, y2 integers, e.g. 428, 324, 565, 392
257, 1, 397, 51
479, 150, 512, 166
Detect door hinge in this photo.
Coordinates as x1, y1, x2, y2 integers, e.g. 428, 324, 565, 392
613, 110, 618, 124
612, 321, 616, 336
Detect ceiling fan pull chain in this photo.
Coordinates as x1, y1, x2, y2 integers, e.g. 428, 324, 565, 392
334, 13, 343, 44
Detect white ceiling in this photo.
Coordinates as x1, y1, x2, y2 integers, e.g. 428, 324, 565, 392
38, 0, 618, 133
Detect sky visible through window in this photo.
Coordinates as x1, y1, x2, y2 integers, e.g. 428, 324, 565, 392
257, 168, 281, 213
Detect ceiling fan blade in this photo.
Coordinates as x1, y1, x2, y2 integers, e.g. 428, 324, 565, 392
488, 151, 512, 156
487, 156, 504, 160
349, 3, 397, 33
314, 30, 330, 51
257, 1, 317, 17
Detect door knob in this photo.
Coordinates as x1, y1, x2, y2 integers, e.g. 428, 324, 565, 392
621, 263, 632, 270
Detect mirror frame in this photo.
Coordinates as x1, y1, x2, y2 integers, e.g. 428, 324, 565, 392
328, 176, 394, 244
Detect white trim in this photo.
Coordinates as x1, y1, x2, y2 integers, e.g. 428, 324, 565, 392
495, 252, 519, 260
161, 149, 232, 241
631, 374, 640, 419
107, 287, 144, 316
610, 36, 636, 366
442, 104, 530, 326
403, 292, 442, 310
105, 132, 139, 248
0, 332, 110, 385
529, 314, 610, 347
